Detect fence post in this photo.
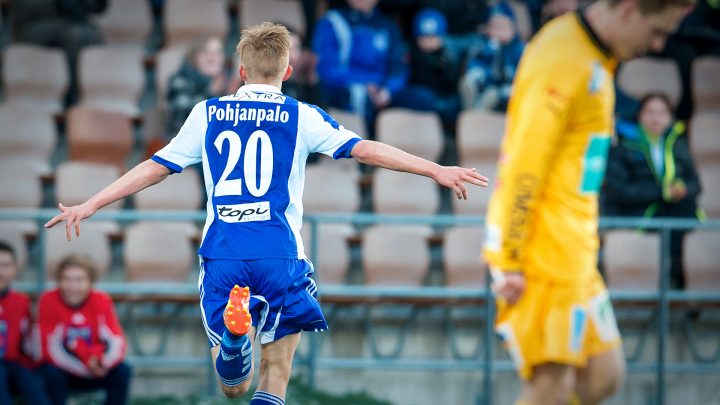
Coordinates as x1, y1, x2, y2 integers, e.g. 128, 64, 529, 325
482, 268, 495, 405
307, 217, 320, 388
656, 228, 672, 405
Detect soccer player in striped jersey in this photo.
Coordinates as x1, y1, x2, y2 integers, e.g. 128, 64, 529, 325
483, 0, 692, 404
45, 22, 488, 404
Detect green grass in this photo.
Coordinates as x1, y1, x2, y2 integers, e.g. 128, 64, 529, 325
128, 377, 393, 405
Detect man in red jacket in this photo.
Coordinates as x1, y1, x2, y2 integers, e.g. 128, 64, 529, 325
0, 240, 50, 404
38, 254, 131, 405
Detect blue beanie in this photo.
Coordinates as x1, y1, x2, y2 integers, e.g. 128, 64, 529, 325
490, 2, 516, 23
413, 8, 448, 37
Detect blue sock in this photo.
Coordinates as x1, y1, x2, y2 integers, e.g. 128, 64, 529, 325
250, 391, 285, 405
215, 331, 252, 387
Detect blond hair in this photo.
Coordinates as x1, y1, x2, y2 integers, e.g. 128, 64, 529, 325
236, 22, 291, 80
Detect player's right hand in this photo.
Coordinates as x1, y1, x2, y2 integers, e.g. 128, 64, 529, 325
433, 166, 489, 200
44, 202, 97, 241
492, 271, 526, 305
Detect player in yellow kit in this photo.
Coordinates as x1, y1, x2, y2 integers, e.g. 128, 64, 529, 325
482, 0, 693, 403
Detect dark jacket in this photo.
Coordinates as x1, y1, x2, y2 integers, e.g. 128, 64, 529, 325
601, 120, 702, 219
166, 62, 216, 136
409, 34, 478, 96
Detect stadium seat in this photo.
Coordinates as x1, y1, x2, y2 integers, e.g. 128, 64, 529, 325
55, 162, 123, 209
0, 107, 56, 175
683, 230, 720, 291
305, 163, 360, 214
301, 223, 354, 285
508, 0, 533, 41
123, 222, 196, 282
603, 230, 660, 290
78, 46, 145, 116
362, 225, 432, 286
327, 108, 367, 139
696, 162, 720, 218
45, 221, 115, 279
66, 106, 134, 172
451, 159, 498, 216
376, 109, 444, 162
164, 0, 229, 48
689, 112, 720, 164
692, 56, 720, 113
457, 110, 505, 162
373, 169, 439, 214
0, 160, 44, 208
0, 220, 38, 270
2, 44, 68, 114
302, 163, 359, 285
134, 167, 203, 210
95, 0, 152, 50
155, 45, 190, 109
617, 58, 681, 107
443, 227, 486, 288
239, 0, 305, 35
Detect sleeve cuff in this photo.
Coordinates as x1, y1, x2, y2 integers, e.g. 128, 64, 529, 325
151, 155, 182, 174
333, 137, 363, 160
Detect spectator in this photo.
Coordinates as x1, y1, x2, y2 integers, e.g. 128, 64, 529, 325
409, 8, 476, 129
602, 93, 703, 290
313, 0, 435, 134
459, 2, 525, 112
39, 254, 131, 405
0, 241, 50, 405
166, 36, 228, 137
13, 0, 108, 106
656, 0, 720, 120
420, 0, 489, 35
540, 0, 579, 27
283, 26, 324, 106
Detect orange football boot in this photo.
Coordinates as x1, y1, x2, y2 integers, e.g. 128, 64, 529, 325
223, 285, 252, 336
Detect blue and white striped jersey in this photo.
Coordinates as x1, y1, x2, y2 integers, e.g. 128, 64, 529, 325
152, 84, 361, 260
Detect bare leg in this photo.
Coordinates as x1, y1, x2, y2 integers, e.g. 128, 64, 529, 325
518, 362, 576, 405
256, 332, 302, 398
576, 347, 626, 405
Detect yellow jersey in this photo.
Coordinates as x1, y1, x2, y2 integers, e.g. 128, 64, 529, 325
483, 12, 618, 283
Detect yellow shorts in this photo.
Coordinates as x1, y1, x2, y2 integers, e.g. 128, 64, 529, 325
495, 271, 622, 380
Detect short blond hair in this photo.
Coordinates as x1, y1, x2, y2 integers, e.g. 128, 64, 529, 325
236, 22, 291, 80
56, 254, 98, 283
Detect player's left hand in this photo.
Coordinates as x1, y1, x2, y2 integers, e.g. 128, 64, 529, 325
433, 167, 489, 200
44, 202, 98, 241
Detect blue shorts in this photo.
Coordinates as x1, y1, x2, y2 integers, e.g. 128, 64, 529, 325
199, 257, 328, 347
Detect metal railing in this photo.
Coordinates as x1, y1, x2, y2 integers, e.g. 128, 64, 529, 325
1, 209, 719, 404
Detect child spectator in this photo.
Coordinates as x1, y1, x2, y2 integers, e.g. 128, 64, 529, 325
602, 93, 703, 290
166, 36, 228, 137
0, 241, 50, 405
39, 254, 131, 405
459, 2, 525, 112
409, 8, 477, 129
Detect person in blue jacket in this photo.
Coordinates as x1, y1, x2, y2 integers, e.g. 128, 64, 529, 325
313, 0, 434, 134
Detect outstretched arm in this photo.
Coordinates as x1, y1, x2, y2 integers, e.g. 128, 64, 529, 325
351, 140, 489, 200
44, 160, 171, 240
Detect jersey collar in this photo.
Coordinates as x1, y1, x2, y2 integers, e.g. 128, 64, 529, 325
575, 10, 613, 59
237, 83, 283, 94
